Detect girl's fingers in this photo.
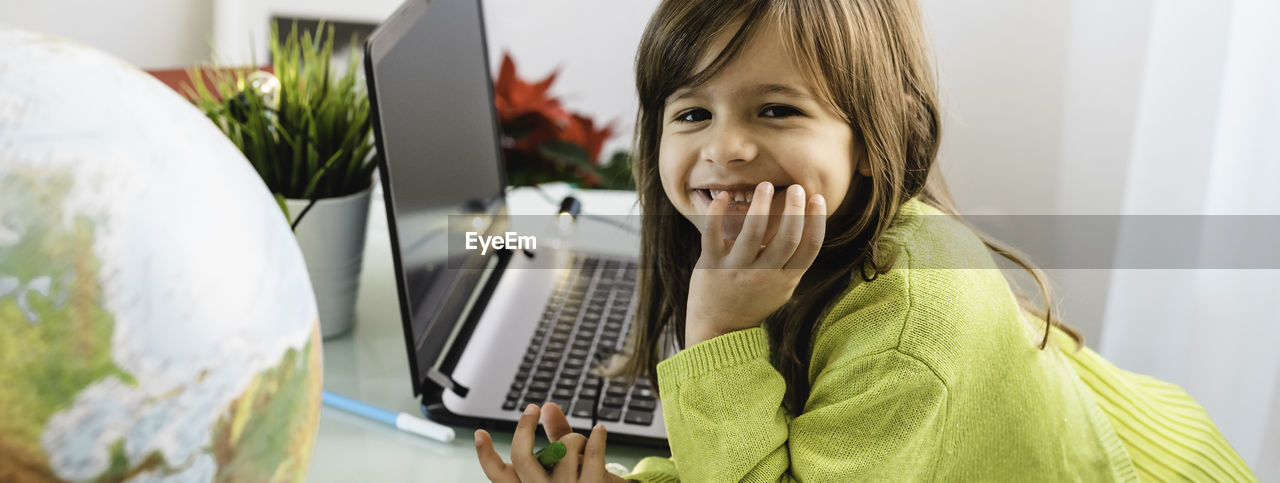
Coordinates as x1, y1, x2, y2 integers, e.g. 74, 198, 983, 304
783, 194, 827, 271
701, 189, 729, 257
550, 433, 588, 482
510, 404, 549, 483
579, 424, 609, 483
540, 402, 573, 442
726, 182, 774, 265
756, 184, 806, 267
474, 429, 518, 483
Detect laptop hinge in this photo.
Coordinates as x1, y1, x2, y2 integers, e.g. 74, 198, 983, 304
426, 368, 468, 397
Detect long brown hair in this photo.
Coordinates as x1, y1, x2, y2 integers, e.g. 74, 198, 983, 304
608, 0, 1083, 413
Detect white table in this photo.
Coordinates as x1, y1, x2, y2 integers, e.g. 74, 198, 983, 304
308, 183, 667, 481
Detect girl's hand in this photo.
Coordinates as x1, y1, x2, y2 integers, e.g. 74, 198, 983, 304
685, 182, 826, 347
474, 403, 626, 483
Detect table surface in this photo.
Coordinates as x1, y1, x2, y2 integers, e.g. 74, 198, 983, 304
308, 183, 668, 482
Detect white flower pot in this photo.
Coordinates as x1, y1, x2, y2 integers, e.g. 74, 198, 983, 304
286, 187, 372, 338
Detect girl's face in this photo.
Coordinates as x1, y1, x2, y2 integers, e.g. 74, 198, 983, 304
659, 21, 865, 242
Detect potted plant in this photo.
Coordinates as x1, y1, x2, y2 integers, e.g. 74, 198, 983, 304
186, 24, 376, 338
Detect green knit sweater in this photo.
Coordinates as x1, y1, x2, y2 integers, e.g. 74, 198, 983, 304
623, 198, 1254, 482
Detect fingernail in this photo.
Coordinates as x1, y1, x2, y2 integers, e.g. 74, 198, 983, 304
760, 182, 773, 195
524, 404, 538, 415
813, 194, 826, 206
788, 184, 803, 198
594, 423, 604, 431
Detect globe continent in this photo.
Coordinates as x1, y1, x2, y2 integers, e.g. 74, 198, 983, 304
0, 29, 323, 482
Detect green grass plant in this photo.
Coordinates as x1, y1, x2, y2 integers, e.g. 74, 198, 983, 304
187, 23, 376, 209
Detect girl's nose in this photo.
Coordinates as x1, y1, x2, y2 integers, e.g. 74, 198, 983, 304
701, 119, 758, 166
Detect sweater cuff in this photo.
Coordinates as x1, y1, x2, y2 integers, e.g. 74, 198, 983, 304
656, 327, 771, 387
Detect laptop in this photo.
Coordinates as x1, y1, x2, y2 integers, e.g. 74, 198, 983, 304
363, 0, 665, 446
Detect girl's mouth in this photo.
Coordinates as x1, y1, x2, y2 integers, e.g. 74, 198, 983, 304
692, 186, 791, 242
693, 186, 790, 209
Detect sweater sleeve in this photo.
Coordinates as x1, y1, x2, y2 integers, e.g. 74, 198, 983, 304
648, 327, 949, 482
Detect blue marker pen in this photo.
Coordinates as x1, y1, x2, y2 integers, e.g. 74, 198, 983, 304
322, 390, 456, 443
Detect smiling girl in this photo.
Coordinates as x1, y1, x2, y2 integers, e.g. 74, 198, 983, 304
475, 0, 1254, 481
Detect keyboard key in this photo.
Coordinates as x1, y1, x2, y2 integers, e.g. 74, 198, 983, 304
542, 351, 563, 362
561, 368, 583, 379
555, 379, 578, 390
606, 385, 628, 397
579, 387, 599, 399
624, 410, 654, 426
598, 407, 622, 422
571, 401, 595, 419
549, 398, 573, 409
538, 361, 559, 372
510, 380, 525, 391
602, 396, 625, 408
632, 387, 655, 400
525, 391, 547, 403
507, 389, 522, 400
532, 371, 555, 382
628, 399, 656, 411
553, 388, 575, 400
565, 358, 585, 369
546, 342, 566, 352
569, 349, 590, 359
529, 380, 551, 392
503, 399, 519, 410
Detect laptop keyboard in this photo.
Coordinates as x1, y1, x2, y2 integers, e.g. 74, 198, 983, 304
502, 254, 657, 426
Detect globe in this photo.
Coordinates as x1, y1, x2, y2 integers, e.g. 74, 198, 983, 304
0, 30, 323, 481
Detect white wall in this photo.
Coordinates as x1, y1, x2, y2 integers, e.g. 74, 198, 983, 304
0, 0, 214, 69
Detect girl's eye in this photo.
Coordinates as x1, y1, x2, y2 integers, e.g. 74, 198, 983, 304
675, 108, 711, 123
761, 105, 802, 118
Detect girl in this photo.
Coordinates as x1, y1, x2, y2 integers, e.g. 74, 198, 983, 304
476, 0, 1255, 481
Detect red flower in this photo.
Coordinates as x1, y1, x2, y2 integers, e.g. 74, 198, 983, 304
494, 53, 570, 148
561, 113, 615, 164
493, 52, 622, 187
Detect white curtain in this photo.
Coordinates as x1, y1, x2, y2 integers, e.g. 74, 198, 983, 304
1098, 0, 1280, 476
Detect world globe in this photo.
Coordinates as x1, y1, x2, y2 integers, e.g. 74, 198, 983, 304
0, 30, 323, 481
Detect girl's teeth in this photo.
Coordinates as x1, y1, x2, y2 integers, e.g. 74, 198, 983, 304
707, 190, 755, 203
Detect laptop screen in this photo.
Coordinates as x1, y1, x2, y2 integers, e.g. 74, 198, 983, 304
365, 0, 507, 394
